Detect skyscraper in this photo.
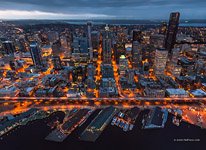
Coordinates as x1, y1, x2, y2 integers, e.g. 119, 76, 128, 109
91, 31, 100, 50
167, 48, 182, 77
52, 56, 62, 70
165, 12, 180, 53
52, 40, 61, 55
103, 38, 112, 64
47, 31, 59, 43
87, 22, 93, 61
2, 41, 15, 55
126, 69, 134, 85
132, 30, 142, 43
132, 41, 141, 69
154, 48, 168, 76
87, 63, 95, 77
30, 42, 43, 67
79, 37, 89, 53
119, 55, 128, 76
103, 25, 112, 64
60, 35, 68, 49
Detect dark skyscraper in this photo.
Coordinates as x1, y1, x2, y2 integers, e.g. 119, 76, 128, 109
132, 41, 141, 68
103, 25, 112, 64
103, 38, 112, 64
52, 56, 62, 70
165, 12, 180, 53
132, 30, 142, 43
2, 41, 15, 55
52, 40, 61, 54
87, 22, 93, 61
30, 42, 43, 67
91, 31, 100, 50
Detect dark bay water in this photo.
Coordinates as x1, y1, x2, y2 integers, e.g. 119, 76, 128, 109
1, 110, 206, 150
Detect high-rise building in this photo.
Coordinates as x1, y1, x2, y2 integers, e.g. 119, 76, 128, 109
132, 41, 141, 69
143, 61, 150, 74
87, 22, 93, 61
86, 77, 96, 89
167, 48, 182, 77
19, 38, 29, 52
103, 25, 112, 64
119, 55, 128, 76
154, 48, 168, 75
91, 31, 100, 61
91, 31, 100, 49
113, 42, 125, 64
79, 37, 89, 54
47, 31, 59, 43
72, 37, 89, 54
170, 48, 180, 64
165, 12, 180, 53
159, 22, 167, 35
126, 69, 134, 85
101, 64, 114, 78
132, 30, 142, 43
150, 34, 165, 48
52, 56, 62, 70
2, 41, 15, 55
102, 38, 112, 64
87, 63, 95, 77
60, 35, 68, 49
52, 40, 61, 55
30, 42, 43, 67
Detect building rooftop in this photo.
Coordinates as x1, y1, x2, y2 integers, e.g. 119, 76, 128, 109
190, 89, 206, 97
166, 88, 188, 95
150, 107, 164, 126
144, 107, 168, 129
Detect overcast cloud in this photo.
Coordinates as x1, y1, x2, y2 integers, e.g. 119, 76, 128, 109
0, 0, 205, 19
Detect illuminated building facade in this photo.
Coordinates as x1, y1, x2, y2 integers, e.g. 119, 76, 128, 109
154, 48, 168, 76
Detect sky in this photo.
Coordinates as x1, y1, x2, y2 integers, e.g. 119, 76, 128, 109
0, 0, 206, 20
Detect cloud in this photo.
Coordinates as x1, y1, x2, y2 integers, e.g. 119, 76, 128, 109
0, 10, 113, 19
0, 0, 205, 8
0, 0, 206, 19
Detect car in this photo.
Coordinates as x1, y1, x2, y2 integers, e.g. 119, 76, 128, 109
129, 124, 134, 130
111, 117, 117, 125
119, 120, 125, 128
118, 112, 125, 118
115, 118, 120, 126
123, 123, 129, 132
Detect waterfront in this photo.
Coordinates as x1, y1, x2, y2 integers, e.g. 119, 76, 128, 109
0, 110, 206, 150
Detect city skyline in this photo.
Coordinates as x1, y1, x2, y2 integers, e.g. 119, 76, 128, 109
1, 6, 206, 150
0, 0, 206, 20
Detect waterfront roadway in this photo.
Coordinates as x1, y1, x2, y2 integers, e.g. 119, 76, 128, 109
0, 96, 206, 105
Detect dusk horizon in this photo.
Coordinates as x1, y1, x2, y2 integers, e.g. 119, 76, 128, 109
0, 0, 206, 19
